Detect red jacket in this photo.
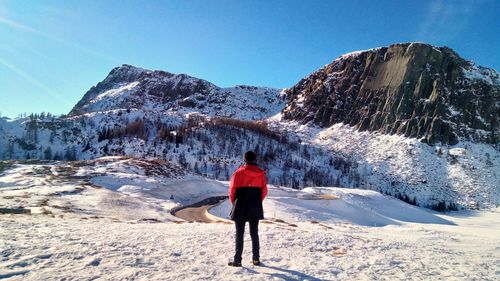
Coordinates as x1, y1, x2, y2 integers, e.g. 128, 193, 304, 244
229, 164, 268, 204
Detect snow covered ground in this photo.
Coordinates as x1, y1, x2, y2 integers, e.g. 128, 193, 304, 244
2, 210, 499, 281
1, 159, 499, 280
211, 186, 455, 227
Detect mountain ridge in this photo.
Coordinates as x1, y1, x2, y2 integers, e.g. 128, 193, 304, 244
0, 42, 498, 210
69, 64, 285, 121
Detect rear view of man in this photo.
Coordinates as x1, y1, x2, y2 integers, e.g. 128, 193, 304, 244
228, 151, 268, 267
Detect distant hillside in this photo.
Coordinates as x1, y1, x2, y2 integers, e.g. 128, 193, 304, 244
69, 64, 285, 120
0, 42, 498, 211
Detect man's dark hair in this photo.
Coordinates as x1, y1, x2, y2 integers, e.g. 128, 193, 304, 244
244, 151, 256, 164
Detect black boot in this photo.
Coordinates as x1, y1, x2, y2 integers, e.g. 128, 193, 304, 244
228, 261, 242, 267
252, 259, 261, 266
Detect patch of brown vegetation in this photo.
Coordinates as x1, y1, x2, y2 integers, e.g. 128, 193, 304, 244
51, 205, 72, 212
333, 249, 347, 256
138, 218, 163, 223
38, 198, 49, 207
40, 207, 53, 216
318, 194, 340, 200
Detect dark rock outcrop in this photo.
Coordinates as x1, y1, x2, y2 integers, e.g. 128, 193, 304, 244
283, 43, 500, 144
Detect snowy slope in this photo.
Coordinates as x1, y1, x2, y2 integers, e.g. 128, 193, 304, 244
0, 158, 452, 226
269, 118, 500, 210
0, 157, 226, 221
0, 159, 499, 280
211, 186, 454, 226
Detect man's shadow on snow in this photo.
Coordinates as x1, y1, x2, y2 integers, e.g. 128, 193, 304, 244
245, 264, 324, 281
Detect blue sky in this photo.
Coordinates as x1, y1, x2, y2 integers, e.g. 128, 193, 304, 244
0, 0, 498, 118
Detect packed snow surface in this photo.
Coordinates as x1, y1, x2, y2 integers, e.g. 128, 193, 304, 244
1, 159, 499, 280
2, 210, 499, 280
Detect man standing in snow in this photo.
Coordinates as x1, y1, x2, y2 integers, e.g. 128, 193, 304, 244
228, 151, 268, 267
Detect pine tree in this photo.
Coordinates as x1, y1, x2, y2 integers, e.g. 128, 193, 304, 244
43, 146, 52, 160
53, 151, 62, 160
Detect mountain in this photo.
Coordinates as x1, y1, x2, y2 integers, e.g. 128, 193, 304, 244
0, 42, 498, 210
283, 43, 500, 145
69, 64, 285, 120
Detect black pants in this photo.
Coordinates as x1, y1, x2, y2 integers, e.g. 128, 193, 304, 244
234, 219, 259, 263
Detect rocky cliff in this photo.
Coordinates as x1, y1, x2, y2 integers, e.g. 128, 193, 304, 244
282, 43, 500, 144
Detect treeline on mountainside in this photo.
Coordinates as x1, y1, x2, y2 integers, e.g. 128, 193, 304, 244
3, 112, 78, 161
95, 115, 362, 188
1, 111, 467, 210
379, 181, 459, 211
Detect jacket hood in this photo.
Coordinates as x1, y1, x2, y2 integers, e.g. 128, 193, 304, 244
237, 164, 265, 177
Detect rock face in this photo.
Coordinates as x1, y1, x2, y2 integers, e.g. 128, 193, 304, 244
283, 43, 500, 144
69, 64, 285, 120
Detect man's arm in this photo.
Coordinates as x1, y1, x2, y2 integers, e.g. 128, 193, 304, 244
261, 173, 268, 201
229, 172, 237, 204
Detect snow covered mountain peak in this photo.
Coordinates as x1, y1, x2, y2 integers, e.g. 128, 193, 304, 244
69, 64, 285, 120
109, 64, 151, 78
